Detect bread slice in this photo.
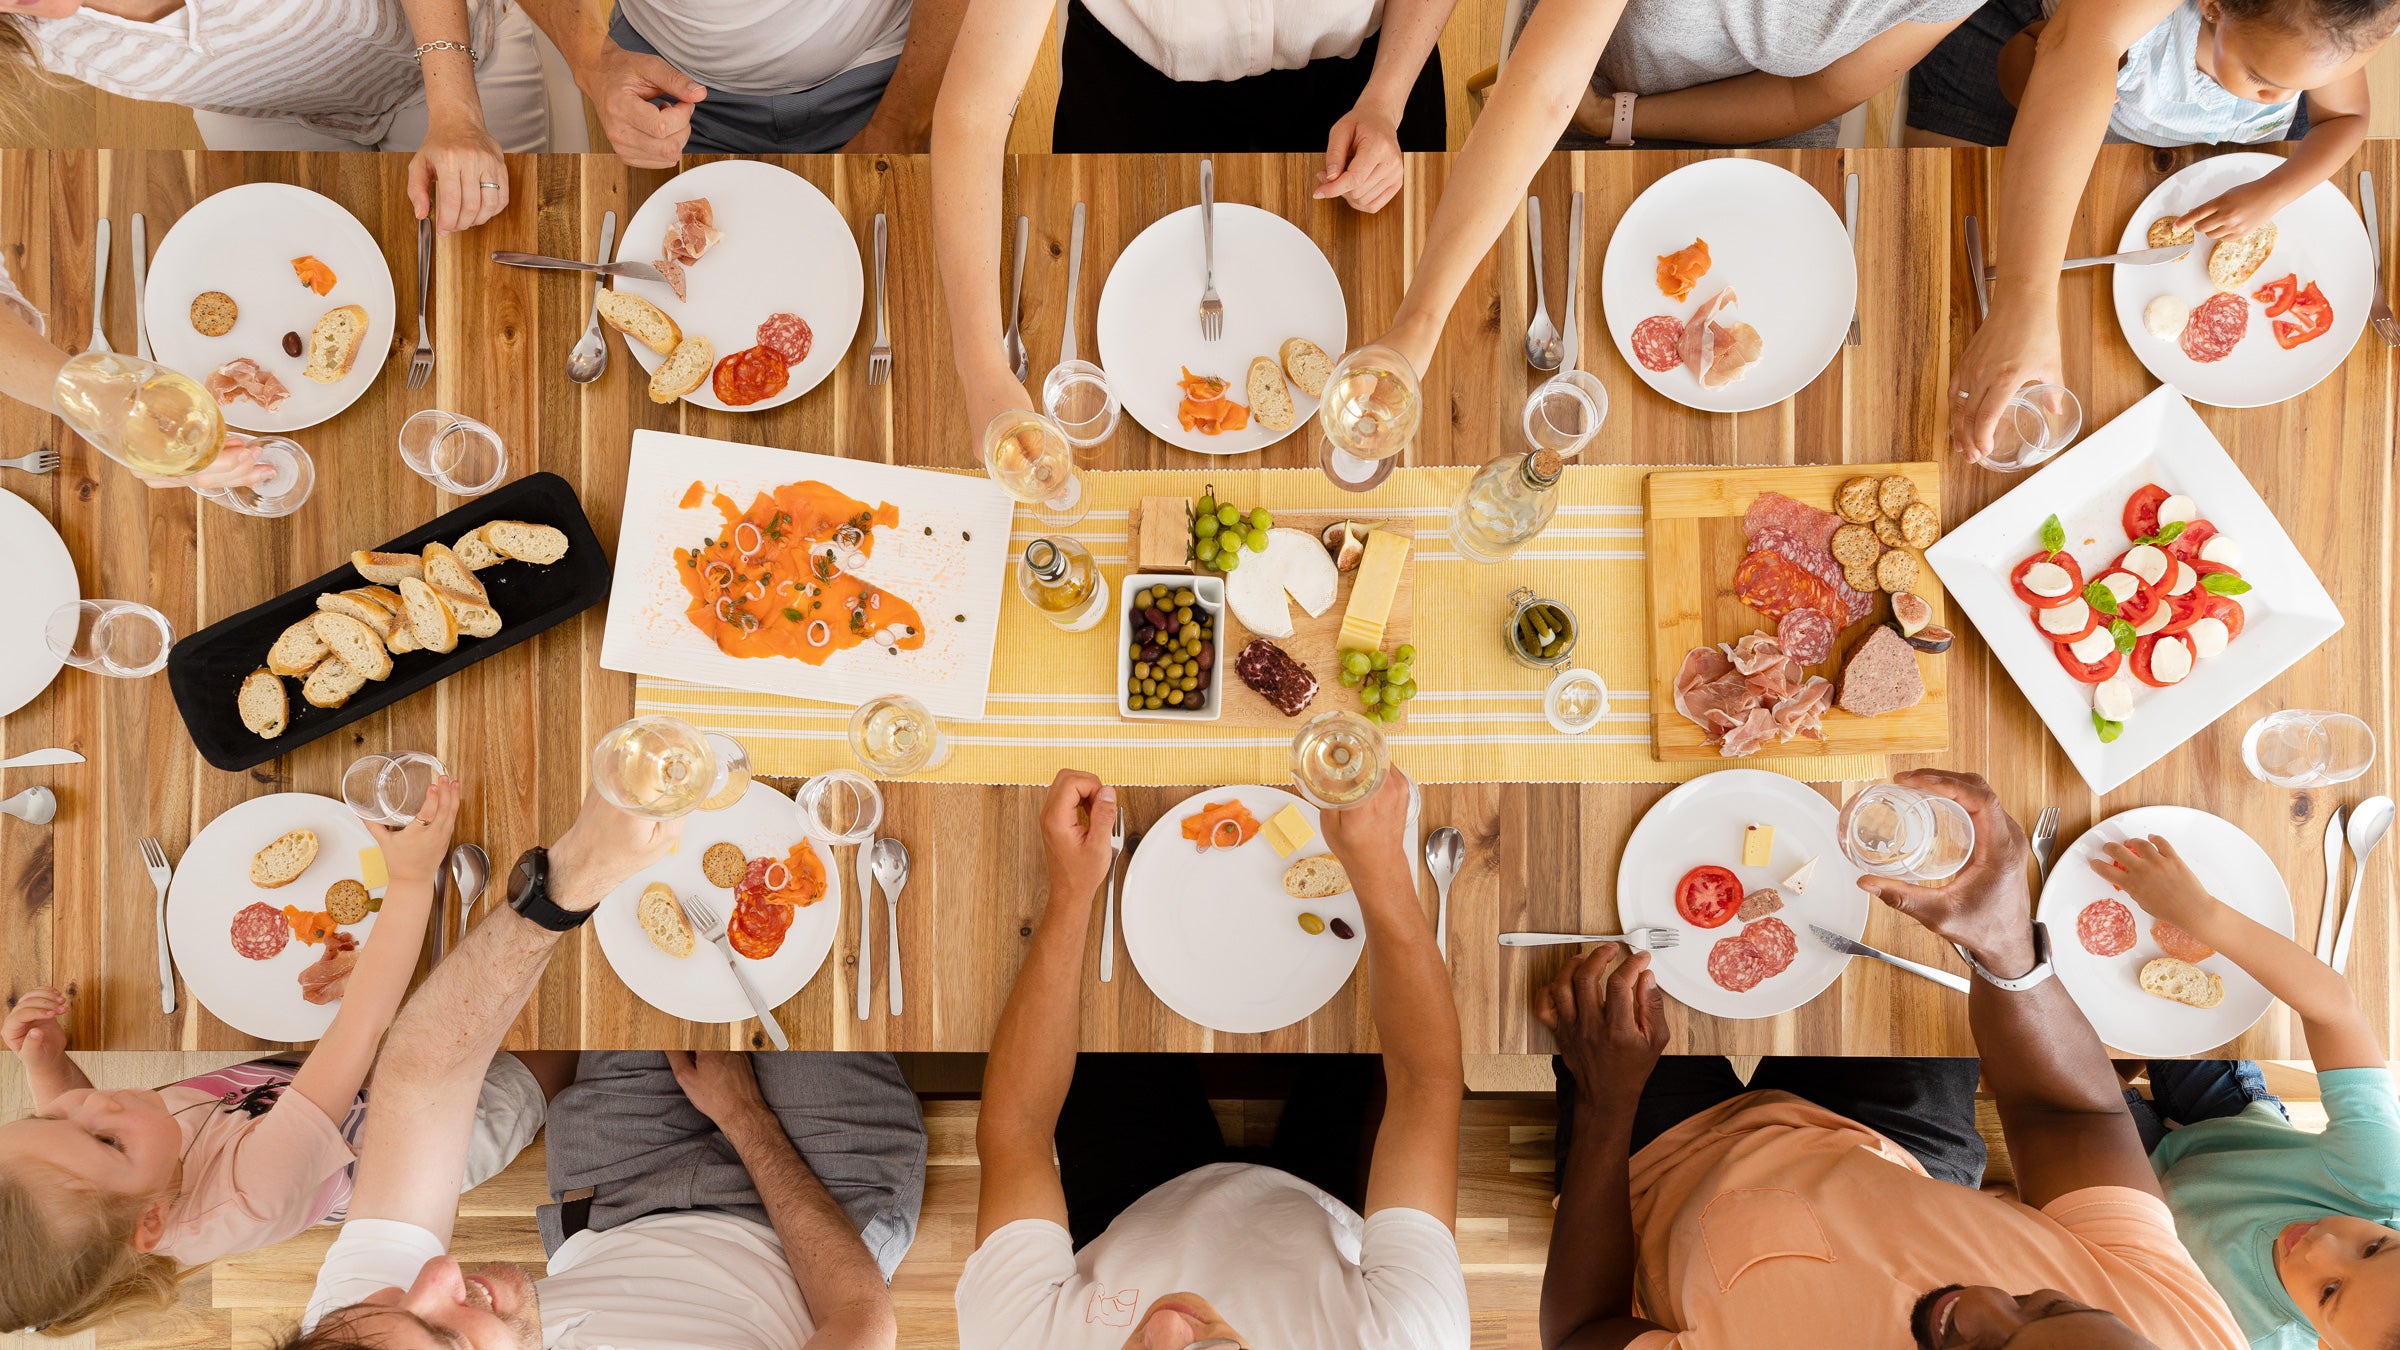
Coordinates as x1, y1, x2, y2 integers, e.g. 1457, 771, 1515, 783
1246, 356, 1294, 432
597, 289, 682, 356
315, 591, 394, 640
350, 586, 405, 617
267, 618, 329, 678
421, 541, 488, 605
303, 304, 370, 384
435, 585, 501, 639
251, 828, 319, 888
650, 335, 714, 404
1282, 855, 1351, 900
238, 668, 288, 738
385, 620, 421, 655
396, 577, 460, 655
639, 882, 695, 958
452, 525, 502, 570
310, 611, 395, 682
302, 655, 365, 708
1280, 337, 1333, 398
2146, 216, 2197, 251
2208, 223, 2279, 292
483, 520, 569, 565
351, 550, 424, 586
2139, 956, 2225, 1009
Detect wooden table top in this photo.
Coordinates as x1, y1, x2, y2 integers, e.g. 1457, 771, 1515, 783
1, 145, 2392, 1057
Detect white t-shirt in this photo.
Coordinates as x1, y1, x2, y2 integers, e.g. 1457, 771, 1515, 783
0, 253, 43, 333
615, 0, 911, 97
954, 1163, 1469, 1349
305, 1212, 816, 1349
1079, 0, 1383, 84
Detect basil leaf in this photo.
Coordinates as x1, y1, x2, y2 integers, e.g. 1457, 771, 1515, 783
2092, 711, 2124, 744
2201, 572, 2252, 596
2083, 580, 2119, 616
2110, 618, 2137, 654
2132, 521, 2187, 548
2040, 514, 2066, 557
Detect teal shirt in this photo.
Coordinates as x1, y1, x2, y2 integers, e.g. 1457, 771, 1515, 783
2151, 1067, 2400, 1348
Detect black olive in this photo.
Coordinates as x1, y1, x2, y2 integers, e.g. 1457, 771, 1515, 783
280, 331, 304, 357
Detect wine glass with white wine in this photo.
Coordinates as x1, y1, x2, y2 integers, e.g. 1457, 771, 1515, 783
982, 410, 1090, 526
1316, 344, 1421, 493
50, 351, 314, 515
591, 716, 752, 820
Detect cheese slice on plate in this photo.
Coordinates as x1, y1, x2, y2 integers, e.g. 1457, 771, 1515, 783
1782, 856, 1817, 893
1742, 823, 1775, 868
1261, 804, 1316, 859
1337, 529, 1410, 652
357, 847, 389, 892
1224, 528, 1339, 640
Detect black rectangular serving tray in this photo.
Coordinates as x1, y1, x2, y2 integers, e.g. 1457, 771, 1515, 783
168, 472, 611, 772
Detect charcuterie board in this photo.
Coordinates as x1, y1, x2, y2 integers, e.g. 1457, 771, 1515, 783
1643, 462, 1951, 762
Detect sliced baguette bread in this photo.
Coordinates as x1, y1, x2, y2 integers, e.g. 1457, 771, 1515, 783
2208, 223, 2279, 291
2145, 216, 2197, 250
303, 304, 370, 384
238, 668, 288, 738
385, 620, 422, 655
1247, 356, 1294, 432
267, 618, 329, 677
1282, 855, 1351, 901
351, 586, 405, 617
397, 577, 460, 655
483, 520, 569, 565
597, 289, 683, 356
316, 591, 394, 640
436, 585, 502, 639
421, 541, 488, 605
351, 550, 424, 586
1280, 337, 1333, 399
303, 655, 365, 708
452, 526, 502, 570
311, 611, 394, 682
2139, 956, 2225, 1009
251, 827, 318, 887
650, 335, 714, 404
639, 882, 695, 958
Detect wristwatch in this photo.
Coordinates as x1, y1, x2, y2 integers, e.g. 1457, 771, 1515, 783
1608, 92, 1639, 148
507, 847, 592, 933
1956, 921, 2055, 991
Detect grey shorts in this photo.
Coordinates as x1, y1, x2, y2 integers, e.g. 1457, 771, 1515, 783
609, 8, 900, 154
538, 1052, 927, 1280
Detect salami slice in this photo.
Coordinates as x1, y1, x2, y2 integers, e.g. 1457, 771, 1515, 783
1632, 315, 1686, 373
1707, 931, 1772, 992
712, 345, 791, 407
1748, 526, 1874, 625
1735, 549, 1844, 626
1777, 608, 1837, 665
1737, 888, 1784, 921
1744, 492, 1841, 553
2179, 292, 2248, 364
2152, 919, 2216, 964
2077, 897, 2136, 956
757, 312, 813, 366
231, 901, 290, 961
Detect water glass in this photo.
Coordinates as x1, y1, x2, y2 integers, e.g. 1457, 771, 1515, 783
1979, 383, 2082, 472
1290, 710, 1391, 811
2242, 710, 2376, 788
1316, 344, 1421, 493
1838, 782, 1975, 883
1521, 370, 1607, 459
794, 768, 885, 846
398, 409, 508, 496
192, 434, 315, 518
982, 410, 1090, 526
44, 599, 172, 678
849, 694, 953, 777
343, 751, 445, 827
1041, 359, 1120, 456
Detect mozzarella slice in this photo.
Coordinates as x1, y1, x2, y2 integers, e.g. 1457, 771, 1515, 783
2148, 636, 2194, 684
2036, 598, 2093, 636
2123, 545, 2170, 586
2099, 571, 2141, 604
2068, 628, 2117, 664
2199, 535, 2243, 567
2021, 561, 2075, 598
2157, 494, 2198, 527
2164, 562, 2197, 597
2133, 604, 2172, 637
2188, 616, 2231, 659
2094, 677, 2137, 722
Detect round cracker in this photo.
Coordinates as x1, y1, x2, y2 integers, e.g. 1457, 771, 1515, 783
701, 842, 748, 889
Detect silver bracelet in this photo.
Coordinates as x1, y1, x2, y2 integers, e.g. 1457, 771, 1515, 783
412, 39, 479, 63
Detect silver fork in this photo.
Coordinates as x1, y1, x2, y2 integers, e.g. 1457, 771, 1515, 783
1197, 158, 1223, 341
1003, 214, 1029, 383
2030, 806, 2061, 886
84, 216, 110, 355
0, 449, 59, 474
1498, 927, 1682, 950
139, 837, 176, 1015
2360, 171, 2396, 347
679, 892, 791, 1050
867, 211, 891, 385
407, 218, 434, 389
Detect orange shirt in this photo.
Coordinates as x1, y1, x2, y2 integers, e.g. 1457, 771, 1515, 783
1620, 1091, 2243, 1350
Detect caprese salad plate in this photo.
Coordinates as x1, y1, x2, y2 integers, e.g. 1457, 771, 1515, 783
1927, 386, 2342, 794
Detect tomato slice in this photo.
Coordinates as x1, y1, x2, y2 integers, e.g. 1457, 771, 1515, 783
2131, 633, 2197, 688
2054, 640, 2123, 685
2156, 585, 2207, 635
2252, 273, 2299, 316
2271, 283, 2334, 349
2203, 593, 2246, 641
2107, 572, 2164, 626
1675, 865, 1745, 930
2010, 550, 2085, 609
2162, 518, 2216, 560
2122, 484, 2172, 541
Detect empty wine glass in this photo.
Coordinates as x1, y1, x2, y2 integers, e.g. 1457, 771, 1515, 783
192, 434, 316, 518
45, 599, 172, 677
1041, 360, 1120, 456
343, 751, 445, 827
1521, 370, 1607, 459
398, 409, 508, 495
794, 768, 884, 845
1980, 384, 2082, 472
2242, 710, 2376, 788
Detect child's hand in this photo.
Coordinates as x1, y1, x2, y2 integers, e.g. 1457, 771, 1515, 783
368, 776, 461, 891
2090, 835, 2218, 929
3, 987, 69, 1065
2176, 180, 2290, 241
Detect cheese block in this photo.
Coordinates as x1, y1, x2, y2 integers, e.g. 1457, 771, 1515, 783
1225, 528, 1339, 640
1742, 824, 1775, 868
357, 847, 389, 891
1782, 856, 1817, 893
1260, 804, 1316, 859
1135, 498, 1194, 573
1336, 529, 1410, 652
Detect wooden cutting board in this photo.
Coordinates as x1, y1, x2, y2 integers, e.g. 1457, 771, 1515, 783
1643, 463, 1951, 761
1126, 500, 1415, 728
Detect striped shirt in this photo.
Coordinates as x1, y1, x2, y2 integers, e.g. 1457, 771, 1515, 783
21, 0, 501, 144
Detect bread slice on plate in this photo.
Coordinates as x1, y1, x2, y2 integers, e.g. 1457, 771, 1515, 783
436, 585, 502, 639
303, 655, 364, 708
267, 618, 329, 677
238, 668, 288, 738
1280, 337, 1333, 398
452, 526, 502, 570
2140, 956, 2225, 1009
303, 304, 370, 384
483, 520, 569, 565
251, 827, 318, 887
311, 611, 395, 682
385, 620, 422, 655
650, 335, 714, 404
351, 550, 424, 586
316, 591, 394, 640
1247, 357, 1294, 432
421, 541, 488, 605
2146, 216, 2198, 250
1282, 855, 1351, 900
351, 586, 405, 616
397, 577, 461, 655
2208, 223, 2279, 291
597, 290, 683, 356
639, 882, 695, 958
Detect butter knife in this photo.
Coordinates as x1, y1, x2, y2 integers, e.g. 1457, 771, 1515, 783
2315, 805, 2349, 962
130, 213, 151, 361
1964, 215, 1991, 321
1810, 924, 1970, 993
1559, 190, 1584, 371
1842, 172, 1860, 346
856, 835, 876, 1021
489, 251, 667, 284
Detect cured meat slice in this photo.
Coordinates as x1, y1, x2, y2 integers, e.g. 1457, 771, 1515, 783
205, 359, 291, 412
1744, 493, 1841, 553
298, 930, 358, 1005
652, 256, 689, 303
1633, 314, 1687, 372
1706, 917, 1798, 992
230, 901, 289, 960
1681, 289, 1738, 371
1698, 321, 1763, 387
1744, 916, 1798, 970
1737, 889, 1784, 921
1723, 631, 1788, 676
1777, 608, 1836, 665
1768, 677, 1833, 743
2077, 897, 2136, 957
2152, 919, 2216, 964
1717, 705, 1777, 758
1735, 549, 1843, 625
662, 198, 724, 267
757, 312, 812, 366
2179, 292, 2247, 364
712, 345, 791, 407
1747, 526, 1874, 625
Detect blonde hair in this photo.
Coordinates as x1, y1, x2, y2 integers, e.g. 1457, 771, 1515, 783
0, 1159, 186, 1336
0, 16, 65, 143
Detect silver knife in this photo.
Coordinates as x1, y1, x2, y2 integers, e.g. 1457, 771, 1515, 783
2315, 805, 2349, 962
85, 216, 109, 354
1842, 172, 1860, 346
1060, 201, 1085, 367
1810, 925, 1971, 993
0, 748, 84, 770
130, 213, 151, 361
855, 836, 876, 1021
489, 251, 667, 283
1560, 191, 1584, 371
2061, 242, 2196, 270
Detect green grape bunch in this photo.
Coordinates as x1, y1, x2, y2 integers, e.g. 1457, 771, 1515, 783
1337, 642, 1419, 724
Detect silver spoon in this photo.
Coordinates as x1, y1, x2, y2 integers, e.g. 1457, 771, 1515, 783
1003, 215, 1030, 384
872, 837, 909, 1017
450, 843, 490, 953
1425, 826, 1462, 959
1, 786, 56, 825
2330, 795, 2395, 973
1523, 197, 1562, 372
566, 211, 618, 385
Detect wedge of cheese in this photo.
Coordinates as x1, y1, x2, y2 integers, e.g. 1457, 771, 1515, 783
1742, 824, 1775, 868
1336, 529, 1410, 653
1261, 804, 1316, 859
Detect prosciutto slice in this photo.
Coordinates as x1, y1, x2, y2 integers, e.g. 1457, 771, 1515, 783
1680, 287, 1764, 388
205, 359, 290, 411
661, 198, 724, 267
1673, 631, 1833, 756
298, 930, 358, 1006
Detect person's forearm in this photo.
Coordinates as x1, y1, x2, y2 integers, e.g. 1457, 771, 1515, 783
2258, 113, 2368, 207
720, 1106, 897, 1349
2175, 901, 2382, 1069
1630, 72, 1844, 144
0, 302, 67, 408
1987, 11, 2127, 302
399, 0, 485, 127
514, 0, 611, 79
1353, 0, 1453, 124
980, 882, 1090, 1140
1355, 862, 1463, 1097
370, 906, 561, 1098
291, 876, 437, 1122
930, 0, 1048, 386
1540, 1096, 1643, 1348
29, 1053, 93, 1107
1965, 927, 2126, 1117
853, 0, 971, 148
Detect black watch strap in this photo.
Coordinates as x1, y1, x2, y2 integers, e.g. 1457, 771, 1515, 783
508, 847, 591, 932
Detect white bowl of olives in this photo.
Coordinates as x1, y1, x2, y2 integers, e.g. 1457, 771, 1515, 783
1119, 573, 1224, 721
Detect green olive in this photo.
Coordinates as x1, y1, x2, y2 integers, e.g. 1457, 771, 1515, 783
1297, 912, 1326, 935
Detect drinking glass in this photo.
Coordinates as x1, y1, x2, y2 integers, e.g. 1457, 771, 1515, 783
1521, 369, 1607, 459
591, 715, 745, 820
343, 751, 445, 827
1979, 383, 2082, 472
794, 767, 885, 846
398, 409, 508, 496
982, 410, 1090, 526
44, 599, 172, 678
849, 694, 952, 777
191, 434, 315, 518
1838, 782, 1975, 883
1041, 359, 1120, 456
1290, 710, 1391, 811
1316, 344, 1421, 493
2242, 710, 2376, 788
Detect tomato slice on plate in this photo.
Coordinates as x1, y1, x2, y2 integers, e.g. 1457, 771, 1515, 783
2271, 283, 2334, 349
2122, 483, 2172, 541
2110, 573, 2164, 626
2010, 550, 2084, 609
2156, 585, 2208, 635
2162, 518, 2216, 560
2054, 640, 2123, 684
2252, 273, 2299, 316
2203, 592, 2246, 640
1674, 865, 1745, 929
2131, 632, 2198, 688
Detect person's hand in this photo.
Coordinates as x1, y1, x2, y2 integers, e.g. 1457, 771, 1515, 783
1948, 293, 2063, 461
1040, 769, 1118, 905
2091, 835, 2217, 930
2175, 179, 2289, 241
1317, 105, 1404, 213
549, 781, 685, 912
962, 356, 1037, 457
1317, 765, 1413, 891
3, 987, 69, 1068
1535, 946, 1668, 1106
368, 776, 461, 891
667, 1050, 772, 1129
581, 42, 705, 169
1855, 770, 2037, 975
134, 437, 273, 491
408, 114, 510, 234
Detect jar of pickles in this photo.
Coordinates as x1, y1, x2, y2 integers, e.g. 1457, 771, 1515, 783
1504, 586, 1579, 670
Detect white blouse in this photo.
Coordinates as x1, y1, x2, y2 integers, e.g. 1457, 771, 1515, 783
1078, 0, 1384, 84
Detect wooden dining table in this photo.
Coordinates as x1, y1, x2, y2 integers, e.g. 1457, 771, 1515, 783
1, 143, 2392, 1058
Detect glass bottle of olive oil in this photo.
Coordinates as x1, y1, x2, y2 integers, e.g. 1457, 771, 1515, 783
1015, 537, 1110, 632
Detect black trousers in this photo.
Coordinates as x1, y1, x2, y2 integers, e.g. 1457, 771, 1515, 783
1052, 1, 1448, 154
1054, 1053, 1379, 1249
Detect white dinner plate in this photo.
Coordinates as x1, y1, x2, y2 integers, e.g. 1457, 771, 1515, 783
165, 794, 382, 1043
0, 488, 74, 715
1121, 785, 1364, 1034
1600, 158, 1856, 414
1613, 770, 1870, 1020
1925, 386, 2342, 795
2111, 152, 2371, 408
611, 160, 863, 413
592, 782, 841, 1024
2037, 805, 2291, 1057
1096, 204, 1347, 456
143, 183, 397, 433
